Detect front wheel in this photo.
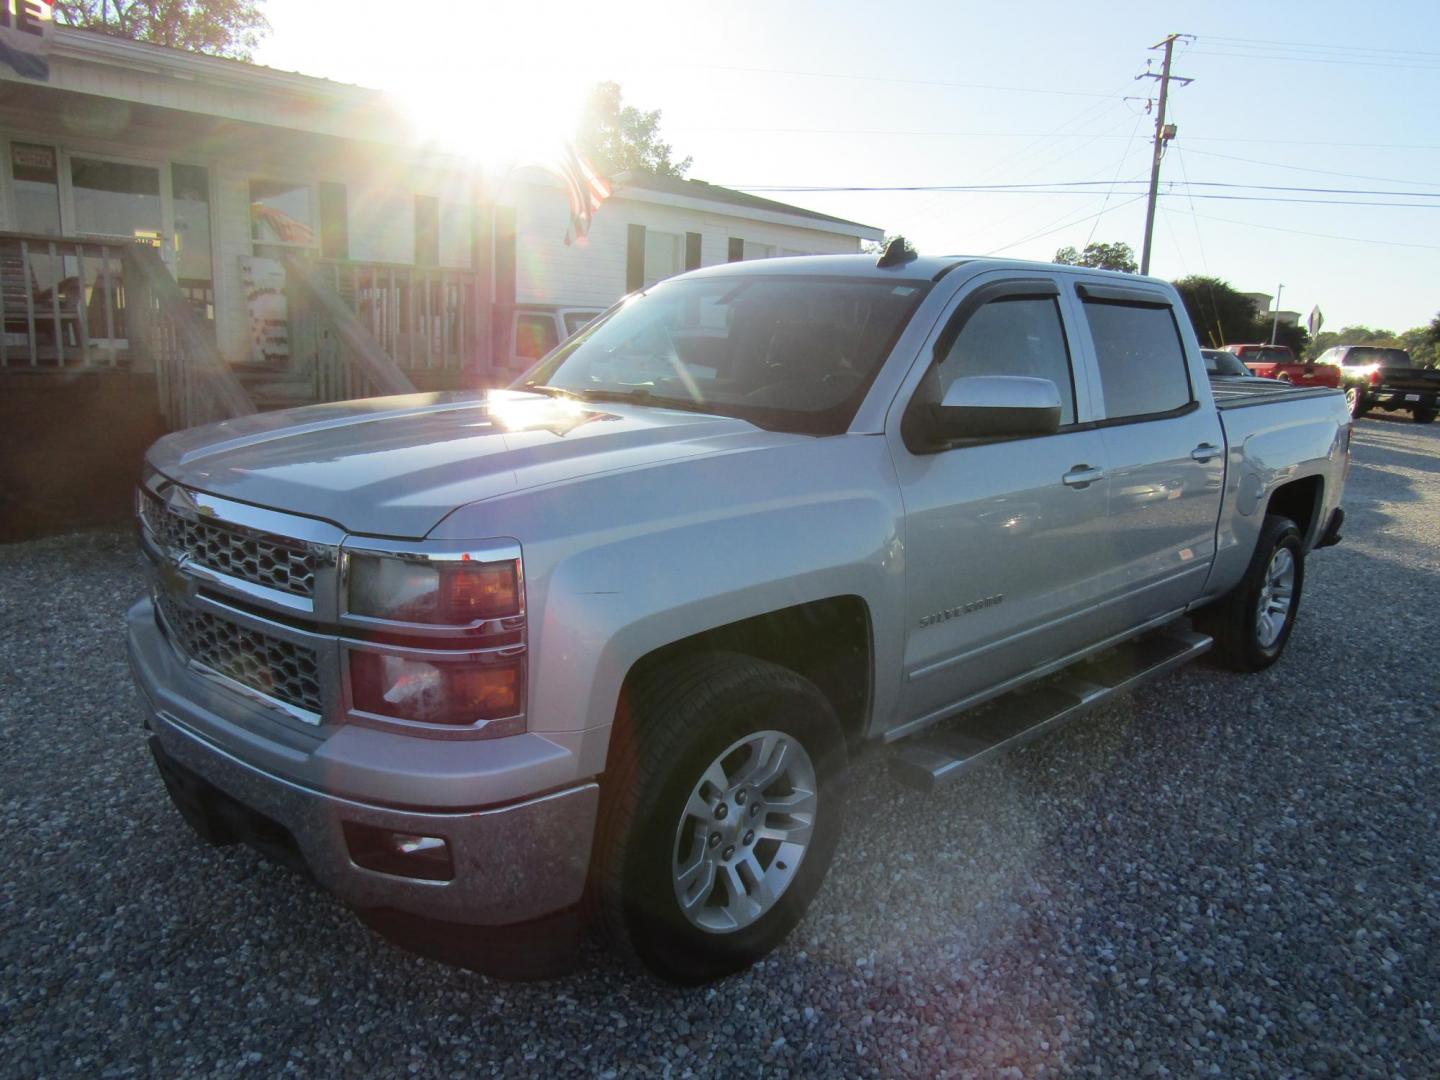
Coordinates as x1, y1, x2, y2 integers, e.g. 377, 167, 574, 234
1196, 514, 1305, 672
1414, 407, 1436, 425
591, 653, 848, 983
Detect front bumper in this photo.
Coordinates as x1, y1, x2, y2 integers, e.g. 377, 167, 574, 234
128, 598, 599, 929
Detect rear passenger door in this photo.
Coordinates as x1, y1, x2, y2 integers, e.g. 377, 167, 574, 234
1071, 280, 1225, 627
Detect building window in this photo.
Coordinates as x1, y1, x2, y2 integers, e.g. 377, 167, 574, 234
10, 142, 61, 235
250, 180, 315, 248
643, 229, 684, 286
71, 157, 163, 244
349, 189, 415, 264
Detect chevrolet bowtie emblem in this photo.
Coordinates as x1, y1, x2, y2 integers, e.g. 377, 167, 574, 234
158, 557, 195, 600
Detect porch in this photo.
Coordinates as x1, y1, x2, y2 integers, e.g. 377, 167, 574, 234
0, 228, 494, 539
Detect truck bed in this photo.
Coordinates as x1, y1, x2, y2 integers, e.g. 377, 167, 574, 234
1210, 377, 1341, 411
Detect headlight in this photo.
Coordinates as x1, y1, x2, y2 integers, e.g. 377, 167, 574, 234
346, 553, 522, 626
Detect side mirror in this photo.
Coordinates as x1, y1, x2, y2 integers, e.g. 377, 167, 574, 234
928, 375, 1062, 441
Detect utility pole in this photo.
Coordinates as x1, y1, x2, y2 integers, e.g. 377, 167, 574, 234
1138, 34, 1192, 276
1270, 283, 1285, 345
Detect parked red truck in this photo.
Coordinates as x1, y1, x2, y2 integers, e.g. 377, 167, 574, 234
1224, 344, 1341, 389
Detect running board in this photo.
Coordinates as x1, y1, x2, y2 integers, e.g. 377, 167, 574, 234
888, 628, 1212, 793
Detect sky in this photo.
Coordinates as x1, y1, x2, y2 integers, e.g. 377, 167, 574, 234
253, 0, 1440, 334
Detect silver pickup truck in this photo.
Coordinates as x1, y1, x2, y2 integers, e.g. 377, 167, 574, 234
128, 252, 1350, 983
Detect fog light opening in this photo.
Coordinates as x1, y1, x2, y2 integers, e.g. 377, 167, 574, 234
344, 823, 454, 882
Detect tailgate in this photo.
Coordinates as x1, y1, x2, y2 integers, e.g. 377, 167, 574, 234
1377, 367, 1440, 393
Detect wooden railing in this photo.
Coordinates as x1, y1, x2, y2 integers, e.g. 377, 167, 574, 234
0, 231, 139, 369
282, 255, 416, 400
317, 258, 480, 373
124, 245, 256, 427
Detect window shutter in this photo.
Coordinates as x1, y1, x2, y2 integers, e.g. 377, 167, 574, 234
627, 224, 646, 292
414, 195, 439, 266
685, 231, 702, 271
728, 237, 744, 262
494, 206, 517, 306
318, 182, 348, 260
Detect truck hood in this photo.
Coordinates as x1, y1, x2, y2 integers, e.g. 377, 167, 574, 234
147, 390, 773, 538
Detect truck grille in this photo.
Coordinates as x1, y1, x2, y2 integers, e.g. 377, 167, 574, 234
155, 591, 323, 716
142, 492, 318, 599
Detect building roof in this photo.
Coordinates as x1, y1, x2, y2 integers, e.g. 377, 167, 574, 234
614, 171, 879, 234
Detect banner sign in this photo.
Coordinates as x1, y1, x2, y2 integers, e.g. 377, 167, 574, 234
239, 256, 291, 366
0, 0, 53, 82
1307, 306, 1324, 336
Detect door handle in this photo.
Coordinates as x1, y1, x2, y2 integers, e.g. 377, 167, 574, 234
1191, 443, 1222, 463
1062, 465, 1105, 489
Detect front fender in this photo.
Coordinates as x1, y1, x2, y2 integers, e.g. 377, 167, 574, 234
431, 434, 907, 737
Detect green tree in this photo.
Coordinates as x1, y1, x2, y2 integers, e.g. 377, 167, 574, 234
1171, 275, 1266, 349
862, 233, 917, 257
1053, 241, 1137, 273
577, 82, 692, 178
53, 1, 269, 59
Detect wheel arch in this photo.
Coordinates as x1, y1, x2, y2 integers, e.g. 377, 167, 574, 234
1264, 475, 1324, 548
615, 595, 875, 756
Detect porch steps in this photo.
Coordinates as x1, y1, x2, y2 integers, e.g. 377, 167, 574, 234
234, 372, 318, 412
888, 626, 1213, 793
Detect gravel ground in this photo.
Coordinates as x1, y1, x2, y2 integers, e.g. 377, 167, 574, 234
2, 414, 1437, 1078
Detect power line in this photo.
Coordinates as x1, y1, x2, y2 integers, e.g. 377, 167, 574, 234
1177, 147, 1440, 189
669, 62, 1117, 99
727, 180, 1440, 199
1158, 206, 1440, 251
1202, 35, 1440, 59
672, 126, 1440, 151
984, 194, 1149, 256
1187, 49, 1440, 71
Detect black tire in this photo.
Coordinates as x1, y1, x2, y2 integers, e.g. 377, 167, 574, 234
1195, 514, 1305, 673
1344, 384, 1368, 419
1414, 407, 1436, 425
590, 652, 848, 984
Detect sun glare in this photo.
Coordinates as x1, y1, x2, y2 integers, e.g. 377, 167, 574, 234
388, 67, 588, 167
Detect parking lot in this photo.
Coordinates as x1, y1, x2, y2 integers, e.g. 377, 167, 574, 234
2, 414, 1436, 1078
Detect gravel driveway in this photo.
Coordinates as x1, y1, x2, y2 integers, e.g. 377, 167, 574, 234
2, 415, 1437, 1078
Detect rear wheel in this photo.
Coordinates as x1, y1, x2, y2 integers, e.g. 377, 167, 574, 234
591, 653, 847, 983
1414, 407, 1436, 425
1344, 385, 1368, 418
1196, 514, 1305, 673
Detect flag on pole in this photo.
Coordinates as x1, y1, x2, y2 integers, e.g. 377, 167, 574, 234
1307, 306, 1324, 335
0, 0, 53, 81
554, 144, 613, 246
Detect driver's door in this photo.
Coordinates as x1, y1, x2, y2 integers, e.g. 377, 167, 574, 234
889, 274, 1114, 732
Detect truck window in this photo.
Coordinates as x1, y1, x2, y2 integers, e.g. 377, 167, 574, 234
1082, 300, 1193, 420
936, 296, 1076, 426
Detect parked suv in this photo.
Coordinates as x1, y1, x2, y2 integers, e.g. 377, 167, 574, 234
1224, 344, 1341, 389
1314, 345, 1440, 423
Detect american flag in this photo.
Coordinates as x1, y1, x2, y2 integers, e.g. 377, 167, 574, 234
556, 144, 613, 246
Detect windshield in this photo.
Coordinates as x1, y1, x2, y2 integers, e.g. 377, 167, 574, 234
520, 275, 931, 435
1344, 347, 1412, 366
1248, 347, 1292, 363
1202, 349, 1250, 377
